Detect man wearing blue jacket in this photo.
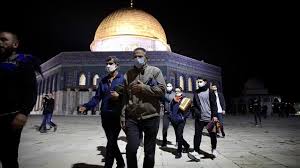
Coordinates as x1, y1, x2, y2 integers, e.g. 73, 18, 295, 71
0, 31, 41, 168
79, 56, 125, 168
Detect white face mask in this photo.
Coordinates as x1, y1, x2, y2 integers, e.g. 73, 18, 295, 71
175, 88, 182, 96
134, 57, 145, 69
198, 81, 206, 87
166, 84, 173, 92
106, 64, 117, 73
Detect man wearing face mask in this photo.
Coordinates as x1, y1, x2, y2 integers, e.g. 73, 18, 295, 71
121, 47, 166, 168
191, 77, 218, 158
211, 82, 226, 138
169, 87, 191, 159
161, 83, 176, 147
79, 56, 125, 168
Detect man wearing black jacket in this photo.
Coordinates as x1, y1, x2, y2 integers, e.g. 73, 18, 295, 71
192, 77, 218, 158
0, 31, 40, 168
211, 82, 226, 137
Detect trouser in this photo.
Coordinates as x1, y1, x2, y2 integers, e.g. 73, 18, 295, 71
46, 113, 56, 127
254, 111, 261, 125
193, 119, 217, 151
40, 113, 56, 131
0, 115, 23, 168
126, 116, 160, 168
172, 121, 189, 153
162, 113, 170, 143
102, 116, 124, 168
217, 113, 225, 136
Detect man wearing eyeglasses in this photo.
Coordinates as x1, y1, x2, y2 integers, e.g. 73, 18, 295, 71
79, 56, 125, 168
121, 47, 166, 168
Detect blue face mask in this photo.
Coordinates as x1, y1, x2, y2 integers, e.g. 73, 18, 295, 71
134, 57, 145, 69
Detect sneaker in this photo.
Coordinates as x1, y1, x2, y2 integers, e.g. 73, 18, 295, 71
212, 149, 217, 158
188, 152, 200, 162
175, 152, 182, 159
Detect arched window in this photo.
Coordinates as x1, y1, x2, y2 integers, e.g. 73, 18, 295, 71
79, 73, 86, 86
188, 77, 192, 91
179, 76, 184, 90
93, 74, 99, 86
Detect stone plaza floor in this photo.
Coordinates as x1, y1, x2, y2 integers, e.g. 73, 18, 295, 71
5, 115, 300, 168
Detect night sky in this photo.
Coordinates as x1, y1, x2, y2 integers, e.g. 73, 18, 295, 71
2, 1, 297, 101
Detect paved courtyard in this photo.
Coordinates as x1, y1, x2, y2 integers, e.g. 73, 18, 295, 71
4, 115, 300, 168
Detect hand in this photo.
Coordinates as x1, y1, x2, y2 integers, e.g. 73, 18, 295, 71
222, 111, 225, 115
213, 117, 218, 122
12, 113, 27, 129
110, 91, 119, 100
130, 80, 144, 95
79, 106, 87, 113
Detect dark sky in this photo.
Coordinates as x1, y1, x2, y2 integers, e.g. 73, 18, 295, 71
2, 1, 298, 101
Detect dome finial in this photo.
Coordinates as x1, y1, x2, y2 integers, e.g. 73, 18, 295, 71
130, 0, 134, 8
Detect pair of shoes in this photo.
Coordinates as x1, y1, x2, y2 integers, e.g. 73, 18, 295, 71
212, 149, 217, 158
183, 144, 190, 153
175, 152, 182, 159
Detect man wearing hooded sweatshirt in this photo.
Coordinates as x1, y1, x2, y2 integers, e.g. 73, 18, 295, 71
79, 56, 125, 168
192, 77, 218, 158
121, 47, 166, 168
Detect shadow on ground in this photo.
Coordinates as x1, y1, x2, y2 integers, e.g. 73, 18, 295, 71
117, 136, 127, 143
71, 163, 104, 168
159, 146, 177, 155
96, 146, 106, 162
156, 139, 172, 146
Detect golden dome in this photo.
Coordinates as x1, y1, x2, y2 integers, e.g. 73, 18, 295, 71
91, 8, 170, 51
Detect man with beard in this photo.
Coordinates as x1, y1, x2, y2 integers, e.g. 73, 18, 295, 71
0, 31, 41, 168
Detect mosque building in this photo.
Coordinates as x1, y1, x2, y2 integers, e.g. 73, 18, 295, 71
32, 8, 222, 115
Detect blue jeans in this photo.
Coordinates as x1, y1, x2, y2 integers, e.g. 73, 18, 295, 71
217, 113, 225, 136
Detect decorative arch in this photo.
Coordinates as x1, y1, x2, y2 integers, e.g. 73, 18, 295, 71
179, 76, 184, 90
79, 73, 86, 86
93, 74, 100, 86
